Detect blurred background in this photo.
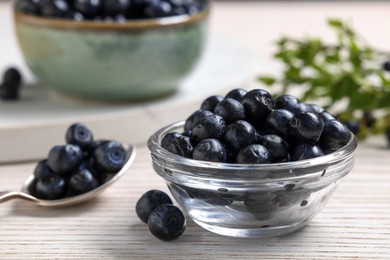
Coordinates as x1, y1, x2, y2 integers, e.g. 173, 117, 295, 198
1, 0, 390, 162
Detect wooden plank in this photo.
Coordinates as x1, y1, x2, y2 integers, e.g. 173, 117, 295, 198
1, 136, 390, 259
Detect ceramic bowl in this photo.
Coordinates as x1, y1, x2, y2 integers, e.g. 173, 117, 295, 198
13, 2, 210, 101
148, 121, 358, 238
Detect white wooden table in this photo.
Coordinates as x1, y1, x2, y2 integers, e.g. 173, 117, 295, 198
1, 1, 390, 259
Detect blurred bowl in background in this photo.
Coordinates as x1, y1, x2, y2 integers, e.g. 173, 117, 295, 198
13, 1, 210, 101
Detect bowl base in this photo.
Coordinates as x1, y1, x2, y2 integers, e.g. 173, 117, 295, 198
193, 218, 310, 238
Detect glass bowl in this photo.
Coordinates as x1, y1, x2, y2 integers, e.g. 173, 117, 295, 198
147, 121, 358, 238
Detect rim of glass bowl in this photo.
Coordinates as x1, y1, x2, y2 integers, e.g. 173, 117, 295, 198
14, 0, 210, 31
148, 121, 358, 182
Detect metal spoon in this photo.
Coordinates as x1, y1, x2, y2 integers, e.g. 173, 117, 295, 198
0, 144, 136, 207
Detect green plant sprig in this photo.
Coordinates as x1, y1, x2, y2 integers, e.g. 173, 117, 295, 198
259, 18, 390, 139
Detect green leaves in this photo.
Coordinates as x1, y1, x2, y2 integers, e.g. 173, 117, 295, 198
259, 18, 390, 139
327, 19, 344, 29
258, 76, 276, 86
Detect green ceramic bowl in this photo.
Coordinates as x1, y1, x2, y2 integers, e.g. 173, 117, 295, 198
14, 2, 209, 101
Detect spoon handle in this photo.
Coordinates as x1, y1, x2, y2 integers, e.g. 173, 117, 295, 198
0, 191, 39, 204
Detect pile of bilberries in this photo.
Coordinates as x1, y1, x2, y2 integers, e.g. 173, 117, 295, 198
31, 123, 127, 200
136, 190, 186, 241
162, 88, 352, 164
15, 0, 206, 21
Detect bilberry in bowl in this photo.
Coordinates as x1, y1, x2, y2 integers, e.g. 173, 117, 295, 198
13, 0, 210, 101
147, 88, 358, 238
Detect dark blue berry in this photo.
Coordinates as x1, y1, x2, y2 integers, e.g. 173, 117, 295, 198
181, 130, 192, 137
275, 94, 300, 110
69, 168, 99, 195
200, 95, 223, 111
223, 120, 257, 153
344, 120, 359, 135
244, 196, 279, 220
40, 0, 70, 17
34, 159, 57, 180
320, 111, 336, 123
291, 143, 324, 161
236, 144, 271, 164
93, 140, 127, 172
168, 135, 194, 158
307, 103, 324, 114
136, 190, 173, 223
225, 88, 247, 102
183, 109, 214, 133
171, 6, 186, 15
161, 132, 181, 150
167, 134, 194, 158
287, 102, 311, 114
144, 0, 172, 18
148, 204, 186, 241
115, 14, 127, 22
383, 60, 390, 71
65, 11, 85, 21
386, 127, 390, 147
258, 134, 289, 162
265, 109, 294, 138
288, 112, 324, 143
73, 0, 103, 18
47, 144, 84, 174
35, 175, 66, 200
3, 67, 22, 87
65, 123, 94, 149
192, 138, 227, 162
241, 89, 275, 128
319, 120, 351, 153
185, 4, 200, 15
363, 112, 376, 128
276, 95, 312, 114
103, 0, 132, 16
167, 0, 185, 7
133, 0, 153, 7
214, 98, 245, 124
77, 156, 107, 183
0, 82, 19, 100
191, 114, 226, 142
15, 0, 42, 15
130, 0, 151, 18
